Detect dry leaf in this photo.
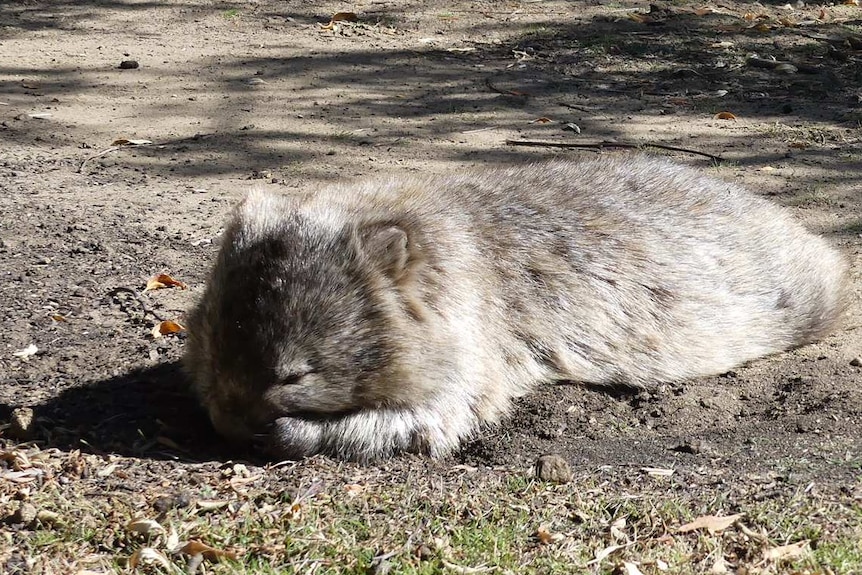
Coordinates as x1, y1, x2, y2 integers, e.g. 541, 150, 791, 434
97, 462, 118, 478
622, 562, 646, 575
344, 483, 365, 496
129, 547, 172, 570
127, 517, 165, 535
588, 543, 627, 565
151, 320, 185, 338
627, 12, 652, 24
779, 17, 796, 27
530, 117, 553, 124
13, 344, 39, 359
179, 540, 238, 561
51, 314, 67, 322
710, 556, 730, 574
762, 540, 809, 562
321, 11, 358, 30
789, 142, 808, 149
714, 111, 737, 120
678, 513, 743, 534
535, 525, 564, 544
844, 0, 859, 6
196, 500, 230, 511
27, 113, 52, 119
693, 7, 715, 16
642, 467, 674, 477
144, 273, 188, 292
111, 138, 153, 146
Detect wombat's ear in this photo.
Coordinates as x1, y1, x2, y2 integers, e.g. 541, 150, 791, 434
359, 224, 410, 279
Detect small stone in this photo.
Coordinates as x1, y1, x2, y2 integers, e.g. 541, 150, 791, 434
535, 454, 573, 483
119, 60, 139, 69
9, 407, 34, 439
850, 358, 861, 367
10, 502, 37, 526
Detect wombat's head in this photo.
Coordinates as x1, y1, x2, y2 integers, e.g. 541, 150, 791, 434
184, 190, 459, 461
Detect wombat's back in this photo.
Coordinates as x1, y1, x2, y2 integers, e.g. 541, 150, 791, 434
307, 156, 849, 389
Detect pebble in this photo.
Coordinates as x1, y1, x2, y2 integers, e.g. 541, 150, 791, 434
535, 454, 573, 483
850, 358, 861, 367
11, 502, 37, 526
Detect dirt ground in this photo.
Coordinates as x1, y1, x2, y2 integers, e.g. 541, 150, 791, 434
1, 0, 861, 571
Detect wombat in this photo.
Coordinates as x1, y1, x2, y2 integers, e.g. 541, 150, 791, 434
184, 155, 849, 462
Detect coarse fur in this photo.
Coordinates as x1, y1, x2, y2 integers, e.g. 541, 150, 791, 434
184, 155, 849, 462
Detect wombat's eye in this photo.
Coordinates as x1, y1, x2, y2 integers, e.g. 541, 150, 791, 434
280, 367, 314, 386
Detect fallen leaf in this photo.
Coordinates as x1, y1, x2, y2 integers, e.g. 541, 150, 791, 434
762, 540, 809, 562
535, 525, 564, 544
627, 12, 652, 24
710, 556, 730, 574
678, 513, 743, 534
321, 11, 358, 30
50, 314, 67, 322
178, 540, 238, 562
13, 344, 39, 359
530, 117, 553, 124
144, 273, 187, 292
588, 543, 628, 565
789, 142, 808, 149
344, 483, 365, 496
151, 320, 185, 338
844, 0, 859, 6
641, 467, 674, 477
97, 462, 118, 478
779, 17, 796, 27
196, 500, 230, 511
622, 562, 646, 575
127, 517, 165, 535
129, 547, 172, 570
714, 111, 737, 120
111, 138, 153, 146
27, 113, 52, 119
693, 7, 715, 16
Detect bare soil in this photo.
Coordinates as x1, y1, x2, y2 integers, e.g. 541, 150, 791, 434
1, 0, 861, 571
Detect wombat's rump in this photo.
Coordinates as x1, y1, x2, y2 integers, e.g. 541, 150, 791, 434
184, 156, 848, 462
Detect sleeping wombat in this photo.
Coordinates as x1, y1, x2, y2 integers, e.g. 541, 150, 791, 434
184, 156, 849, 462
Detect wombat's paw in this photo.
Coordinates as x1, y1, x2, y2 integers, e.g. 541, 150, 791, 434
267, 404, 473, 463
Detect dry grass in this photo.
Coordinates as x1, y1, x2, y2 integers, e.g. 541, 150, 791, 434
3, 443, 861, 574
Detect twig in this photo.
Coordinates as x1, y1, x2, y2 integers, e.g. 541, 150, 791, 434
106, 287, 168, 322
504, 139, 724, 162
484, 78, 529, 98
77, 145, 120, 174
559, 102, 604, 112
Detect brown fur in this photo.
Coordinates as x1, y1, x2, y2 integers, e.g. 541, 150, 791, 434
184, 156, 849, 462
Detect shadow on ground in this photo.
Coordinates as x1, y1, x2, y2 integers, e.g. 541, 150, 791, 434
5, 362, 250, 463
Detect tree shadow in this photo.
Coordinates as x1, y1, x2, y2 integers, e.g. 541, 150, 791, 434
3, 2, 861, 187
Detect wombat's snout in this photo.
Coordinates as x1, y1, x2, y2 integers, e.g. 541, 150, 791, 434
206, 390, 283, 445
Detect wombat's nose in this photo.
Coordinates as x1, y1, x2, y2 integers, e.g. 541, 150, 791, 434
208, 403, 263, 444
